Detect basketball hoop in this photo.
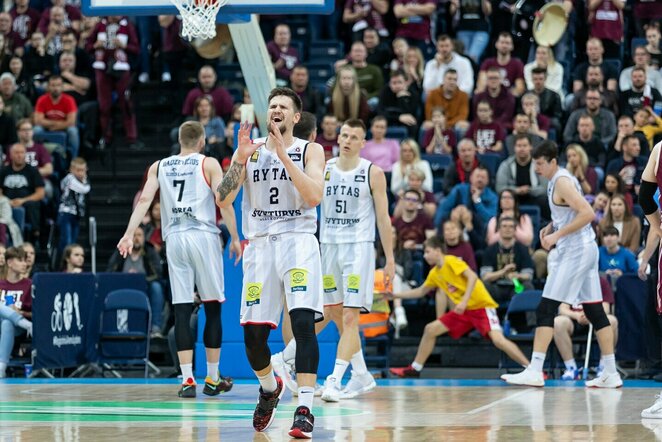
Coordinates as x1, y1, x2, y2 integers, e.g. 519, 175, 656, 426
170, 0, 228, 41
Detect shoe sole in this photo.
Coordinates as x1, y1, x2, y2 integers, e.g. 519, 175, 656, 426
585, 382, 623, 388
254, 382, 286, 432
288, 428, 312, 439
642, 412, 662, 419
178, 386, 196, 398
321, 393, 340, 403
502, 378, 545, 387
341, 380, 377, 399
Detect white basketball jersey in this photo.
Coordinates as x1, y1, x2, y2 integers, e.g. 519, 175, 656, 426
548, 167, 595, 247
320, 157, 375, 244
242, 137, 317, 239
157, 153, 219, 240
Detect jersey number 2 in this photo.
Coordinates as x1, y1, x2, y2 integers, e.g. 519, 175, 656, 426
173, 180, 185, 202
270, 187, 279, 204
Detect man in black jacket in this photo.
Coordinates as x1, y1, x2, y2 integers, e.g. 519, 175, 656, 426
376, 69, 420, 138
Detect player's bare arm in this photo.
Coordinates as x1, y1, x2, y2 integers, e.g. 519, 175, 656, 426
640, 142, 662, 238
541, 177, 594, 250
370, 165, 395, 285
117, 161, 160, 257
216, 122, 258, 207
392, 283, 434, 299
270, 121, 325, 207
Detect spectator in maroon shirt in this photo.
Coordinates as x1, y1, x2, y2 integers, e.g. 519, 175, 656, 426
588, 0, 625, 59
38, 0, 81, 36
476, 32, 525, 97
343, 0, 389, 41
10, 0, 40, 54
266, 24, 299, 85
41, 5, 76, 56
182, 65, 234, 122
393, 167, 437, 218
442, 219, 477, 271
393, 0, 436, 57
472, 67, 516, 131
633, 0, 662, 37
466, 100, 506, 156
0, 13, 20, 57
13, 119, 53, 196
315, 114, 339, 161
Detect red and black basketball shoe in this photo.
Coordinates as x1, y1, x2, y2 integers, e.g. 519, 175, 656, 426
288, 405, 315, 439
389, 365, 421, 378
253, 377, 285, 432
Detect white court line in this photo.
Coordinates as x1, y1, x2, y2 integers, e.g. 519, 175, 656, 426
465, 389, 531, 415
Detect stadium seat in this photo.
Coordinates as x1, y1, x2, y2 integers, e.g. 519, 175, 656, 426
421, 154, 452, 176
361, 332, 392, 374
385, 126, 408, 141
308, 40, 344, 62
615, 274, 648, 361
477, 153, 502, 180
631, 37, 647, 56
305, 62, 335, 84
216, 63, 244, 84
603, 59, 622, 76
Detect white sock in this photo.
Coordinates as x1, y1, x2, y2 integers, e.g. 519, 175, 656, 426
529, 352, 546, 372
351, 350, 368, 375
564, 359, 577, 371
601, 354, 616, 375
297, 386, 314, 410
411, 361, 423, 371
207, 362, 219, 381
180, 363, 194, 383
257, 370, 278, 393
283, 340, 297, 365
330, 359, 350, 385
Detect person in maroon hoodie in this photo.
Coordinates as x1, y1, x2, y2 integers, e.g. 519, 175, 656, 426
266, 24, 299, 85
9, 0, 40, 53
0, 246, 33, 378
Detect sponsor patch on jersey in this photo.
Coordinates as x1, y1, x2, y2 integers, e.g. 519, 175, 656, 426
290, 269, 308, 293
325, 171, 331, 181
354, 175, 366, 182
347, 274, 360, 294
288, 153, 302, 161
245, 283, 262, 306
323, 274, 337, 294
250, 151, 260, 162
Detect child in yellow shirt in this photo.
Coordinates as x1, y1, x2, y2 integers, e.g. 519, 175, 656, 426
634, 106, 662, 151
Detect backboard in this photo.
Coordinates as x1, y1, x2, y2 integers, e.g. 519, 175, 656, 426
81, 0, 335, 17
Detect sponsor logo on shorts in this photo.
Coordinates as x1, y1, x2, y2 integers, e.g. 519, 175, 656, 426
347, 274, 360, 294
245, 283, 262, 306
323, 275, 337, 294
290, 269, 308, 293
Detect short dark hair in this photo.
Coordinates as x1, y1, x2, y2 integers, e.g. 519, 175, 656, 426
632, 66, 647, 76
531, 67, 547, 76
472, 164, 490, 179
602, 225, 620, 237
371, 115, 387, 125
424, 235, 444, 250
436, 34, 452, 43
268, 87, 302, 112
497, 216, 516, 229
621, 134, 638, 148
48, 74, 62, 83
390, 69, 407, 80
498, 31, 512, 41
444, 68, 458, 77
343, 118, 367, 134
293, 111, 317, 139
6, 246, 26, 261
403, 188, 421, 202
514, 133, 532, 145
532, 140, 559, 162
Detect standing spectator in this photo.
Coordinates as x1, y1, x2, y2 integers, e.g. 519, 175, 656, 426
182, 66, 234, 122
633, 106, 662, 151
466, 100, 506, 155
315, 114, 340, 160
289, 66, 323, 119
443, 138, 479, 193
423, 34, 474, 95
476, 32, 525, 97
422, 108, 456, 155
587, 0, 624, 60
451, 0, 491, 63
57, 156, 89, 254
504, 114, 543, 156
646, 24, 662, 69
486, 188, 534, 248
598, 225, 639, 276
619, 45, 662, 93
528, 67, 563, 134
619, 66, 662, 118
9, 0, 40, 52
86, 17, 142, 150
0, 144, 44, 242
158, 15, 189, 112
605, 135, 645, 201
572, 38, 618, 93
564, 88, 617, 147
376, 69, 420, 137
472, 67, 516, 130
391, 138, 433, 195
60, 242, 84, 272
360, 115, 400, 172
327, 65, 371, 124
33, 74, 79, 158
598, 193, 641, 253
266, 24, 299, 85
565, 144, 598, 196
423, 68, 470, 133
524, 45, 564, 98
393, 0, 436, 57
342, 0, 389, 41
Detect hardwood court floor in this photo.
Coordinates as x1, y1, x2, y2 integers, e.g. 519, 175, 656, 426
0, 379, 660, 441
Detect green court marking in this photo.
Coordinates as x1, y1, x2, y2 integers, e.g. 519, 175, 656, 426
0, 401, 364, 423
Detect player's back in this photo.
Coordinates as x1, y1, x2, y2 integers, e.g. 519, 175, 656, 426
157, 153, 219, 239
548, 167, 595, 248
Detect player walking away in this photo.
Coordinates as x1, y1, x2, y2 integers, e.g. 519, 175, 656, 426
216, 87, 325, 439
117, 121, 241, 398
502, 141, 623, 388
637, 140, 662, 417
272, 119, 395, 402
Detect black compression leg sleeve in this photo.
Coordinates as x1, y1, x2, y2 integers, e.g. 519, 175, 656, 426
243, 324, 272, 371
203, 302, 222, 349
536, 297, 561, 328
290, 309, 319, 374
582, 302, 611, 331
174, 303, 195, 352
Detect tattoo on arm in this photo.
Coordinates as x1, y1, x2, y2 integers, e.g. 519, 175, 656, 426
217, 162, 245, 199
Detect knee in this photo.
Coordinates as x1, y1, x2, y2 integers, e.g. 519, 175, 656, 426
554, 315, 571, 332
423, 321, 437, 336
536, 298, 560, 328
342, 308, 359, 329
608, 315, 618, 329
0, 318, 13, 333
290, 309, 315, 340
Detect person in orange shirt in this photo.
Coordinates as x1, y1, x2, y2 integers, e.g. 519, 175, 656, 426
389, 235, 529, 377
422, 69, 469, 133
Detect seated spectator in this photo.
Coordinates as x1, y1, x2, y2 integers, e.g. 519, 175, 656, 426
524, 45, 564, 98
646, 24, 662, 69
486, 188, 534, 248
598, 225, 639, 277
466, 100, 505, 155
403, 46, 424, 97
598, 193, 641, 253
57, 29, 91, 75
0, 246, 33, 378
142, 201, 163, 254
3, 65, 35, 114
389, 236, 529, 378
476, 32, 525, 97
572, 37, 618, 93
360, 115, 399, 172
42, 6, 75, 57
327, 65, 371, 125
619, 45, 662, 93
565, 144, 598, 196
57, 157, 89, 254
106, 225, 165, 338
390, 138, 433, 196
20, 241, 38, 277
605, 135, 645, 201
568, 114, 607, 171
182, 66, 234, 121
528, 67, 562, 135
13, 119, 53, 198
23, 31, 54, 85
442, 219, 477, 271
436, 165, 497, 249
423, 107, 456, 155
174, 96, 227, 159
9, 0, 40, 53
610, 114, 650, 162
570, 65, 619, 116
520, 92, 550, 140
564, 88, 617, 148
393, 168, 436, 219
480, 216, 534, 303
505, 114, 543, 156
57, 50, 90, 105
592, 190, 610, 225
0, 96, 16, 155
634, 106, 662, 151
388, 37, 408, 72
337, 41, 384, 105
496, 134, 549, 218
316, 114, 339, 161
0, 194, 23, 246
620, 66, 662, 118
603, 173, 633, 211
33, 74, 79, 158
423, 34, 474, 95
289, 65, 323, 120
423, 68, 470, 133
266, 23, 299, 85
451, 0, 491, 63
442, 138, 479, 194
472, 67, 516, 130
0, 13, 19, 57
60, 242, 83, 272
39, 0, 81, 36
0, 144, 44, 242
362, 27, 392, 74
376, 69, 420, 137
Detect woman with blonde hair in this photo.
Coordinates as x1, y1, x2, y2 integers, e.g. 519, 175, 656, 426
390, 138, 433, 196
598, 193, 641, 253
327, 65, 370, 124
524, 45, 564, 97
403, 47, 424, 97
565, 144, 598, 196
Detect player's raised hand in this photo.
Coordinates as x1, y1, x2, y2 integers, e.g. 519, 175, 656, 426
269, 121, 287, 158
117, 235, 133, 258
228, 237, 243, 265
235, 122, 260, 163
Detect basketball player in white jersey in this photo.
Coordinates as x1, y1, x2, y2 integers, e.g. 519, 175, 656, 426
216, 88, 325, 439
273, 119, 395, 402
117, 121, 242, 398
501, 141, 622, 388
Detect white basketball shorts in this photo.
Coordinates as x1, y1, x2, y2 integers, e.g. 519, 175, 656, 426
543, 240, 602, 305
321, 242, 375, 312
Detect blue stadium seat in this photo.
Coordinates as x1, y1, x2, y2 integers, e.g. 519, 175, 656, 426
519, 205, 541, 245
308, 40, 344, 62
603, 59, 622, 76
421, 154, 452, 176
385, 126, 408, 141
631, 37, 647, 55
614, 274, 648, 361
477, 153, 502, 180
216, 63, 244, 83
305, 62, 335, 84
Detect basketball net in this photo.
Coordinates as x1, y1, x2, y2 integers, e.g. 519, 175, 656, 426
170, 0, 228, 41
